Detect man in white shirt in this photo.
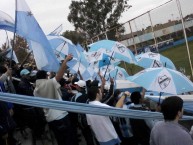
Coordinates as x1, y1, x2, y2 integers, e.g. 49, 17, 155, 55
34, 54, 76, 145
86, 86, 120, 145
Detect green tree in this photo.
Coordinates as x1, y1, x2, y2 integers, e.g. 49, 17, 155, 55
11, 36, 29, 63
0, 36, 29, 63
68, 0, 131, 41
62, 30, 85, 45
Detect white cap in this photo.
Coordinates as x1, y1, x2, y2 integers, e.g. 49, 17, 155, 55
74, 80, 86, 88
30, 70, 37, 76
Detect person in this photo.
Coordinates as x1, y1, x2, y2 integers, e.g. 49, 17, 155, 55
17, 69, 33, 96
59, 78, 74, 101
86, 86, 120, 145
15, 69, 46, 140
0, 101, 17, 145
113, 91, 137, 145
7, 60, 23, 94
34, 54, 76, 145
150, 96, 193, 145
0, 65, 15, 94
0, 70, 17, 145
101, 78, 114, 104
71, 80, 96, 145
128, 91, 153, 145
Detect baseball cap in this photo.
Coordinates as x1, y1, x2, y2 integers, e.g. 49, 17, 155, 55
74, 80, 86, 88
30, 70, 37, 76
20, 69, 30, 76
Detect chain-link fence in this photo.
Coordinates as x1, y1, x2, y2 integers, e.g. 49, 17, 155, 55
86, 0, 193, 77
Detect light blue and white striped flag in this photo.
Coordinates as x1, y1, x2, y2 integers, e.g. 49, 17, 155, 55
0, 10, 14, 32
16, 0, 60, 72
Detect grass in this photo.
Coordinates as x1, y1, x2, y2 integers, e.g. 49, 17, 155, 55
120, 41, 193, 79
161, 41, 193, 77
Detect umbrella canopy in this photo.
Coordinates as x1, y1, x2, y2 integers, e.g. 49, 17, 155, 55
128, 67, 193, 95
109, 66, 129, 80
135, 52, 176, 70
47, 35, 80, 59
88, 40, 137, 64
85, 47, 120, 68
86, 48, 108, 62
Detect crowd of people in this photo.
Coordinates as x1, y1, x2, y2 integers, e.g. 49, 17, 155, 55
0, 55, 193, 145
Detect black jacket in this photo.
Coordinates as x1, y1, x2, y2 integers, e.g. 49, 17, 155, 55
0, 101, 16, 137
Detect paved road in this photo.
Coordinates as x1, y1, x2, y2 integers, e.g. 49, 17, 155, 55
14, 127, 86, 145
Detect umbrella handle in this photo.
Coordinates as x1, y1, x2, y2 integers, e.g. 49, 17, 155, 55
158, 92, 163, 105
104, 51, 114, 77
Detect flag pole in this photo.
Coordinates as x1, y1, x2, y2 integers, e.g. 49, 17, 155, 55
104, 51, 114, 77
10, 0, 18, 67
78, 57, 81, 71
58, 41, 66, 55
148, 11, 158, 53
5, 31, 9, 49
176, 0, 193, 78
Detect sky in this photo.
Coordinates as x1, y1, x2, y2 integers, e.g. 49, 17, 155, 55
0, 0, 192, 46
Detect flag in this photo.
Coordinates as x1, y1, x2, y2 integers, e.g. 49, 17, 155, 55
16, 0, 60, 72
5, 48, 19, 63
0, 10, 14, 32
48, 24, 63, 36
67, 58, 87, 74
76, 43, 84, 52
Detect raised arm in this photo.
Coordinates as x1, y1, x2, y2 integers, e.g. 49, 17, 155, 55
116, 91, 130, 108
55, 54, 73, 82
77, 70, 83, 80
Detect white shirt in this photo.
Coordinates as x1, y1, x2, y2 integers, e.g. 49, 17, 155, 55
86, 101, 120, 144
34, 77, 68, 122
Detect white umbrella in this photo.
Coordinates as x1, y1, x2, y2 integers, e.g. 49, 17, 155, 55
128, 67, 193, 95
135, 52, 176, 70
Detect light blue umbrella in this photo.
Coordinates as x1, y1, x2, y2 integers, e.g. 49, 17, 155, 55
47, 35, 80, 59
109, 66, 129, 80
88, 40, 137, 64
135, 52, 176, 70
128, 67, 193, 95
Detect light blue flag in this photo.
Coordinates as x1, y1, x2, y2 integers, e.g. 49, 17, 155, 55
78, 51, 89, 67
76, 43, 84, 52
0, 10, 14, 32
5, 48, 19, 63
15, 0, 60, 72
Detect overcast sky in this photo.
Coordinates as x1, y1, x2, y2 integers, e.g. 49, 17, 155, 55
0, 0, 192, 46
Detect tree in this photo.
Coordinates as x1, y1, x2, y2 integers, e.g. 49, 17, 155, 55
62, 30, 85, 45
68, 0, 131, 41
11, 36, 29, 63
0, 36, 29, 63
